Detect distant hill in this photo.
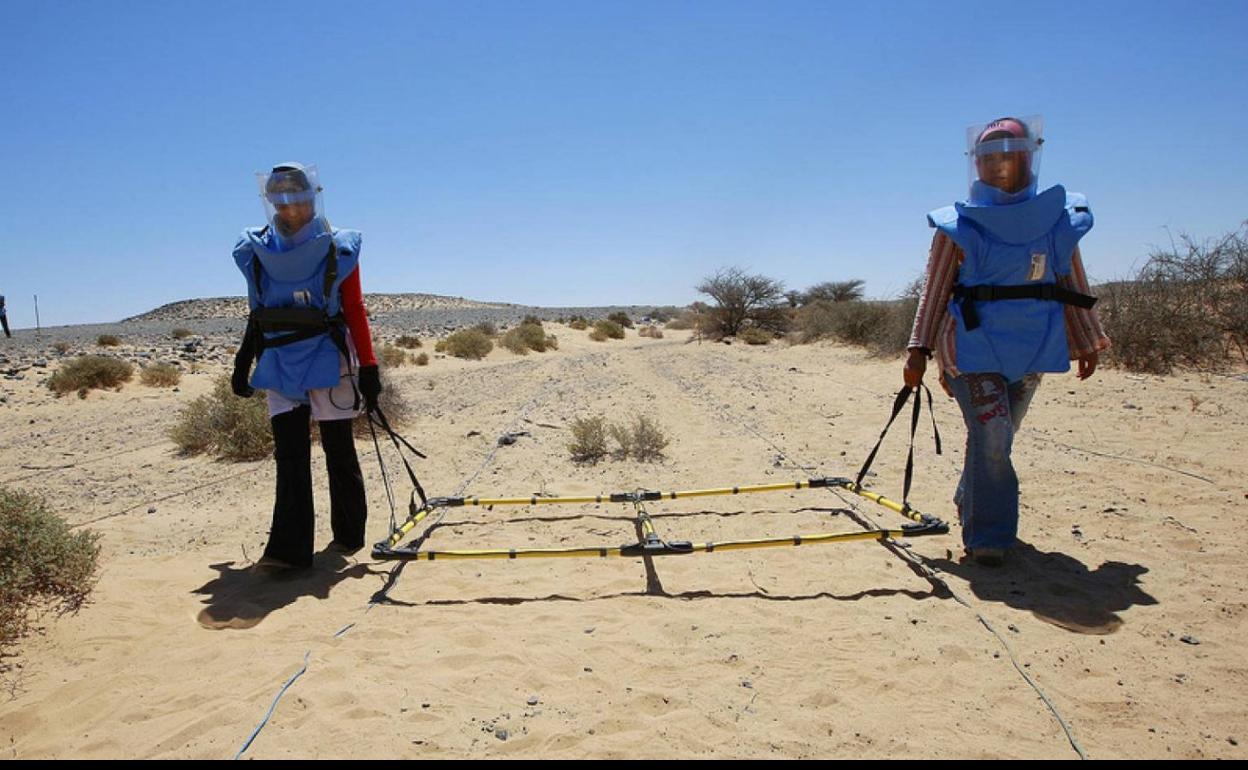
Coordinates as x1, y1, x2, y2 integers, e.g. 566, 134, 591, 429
123, 293, 513, 323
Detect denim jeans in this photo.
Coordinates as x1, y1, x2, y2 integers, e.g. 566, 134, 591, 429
946, 372, 1042, 550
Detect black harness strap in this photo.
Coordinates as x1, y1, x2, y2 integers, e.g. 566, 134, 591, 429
952, 282, 1097, 331
855, 385, 942, 510
368, 404, 428, 510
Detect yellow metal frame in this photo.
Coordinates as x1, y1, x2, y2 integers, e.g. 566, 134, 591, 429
373, 477, 946, 562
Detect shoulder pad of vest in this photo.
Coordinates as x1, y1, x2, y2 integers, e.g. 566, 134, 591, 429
927, 205, 958, 229
331, 229, 362, 257
232, 228, 266, 269
1064, 192, 1093, 233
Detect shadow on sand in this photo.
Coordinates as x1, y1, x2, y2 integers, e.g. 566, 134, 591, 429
193, 547, 383, 630
929, 540, 1157, 634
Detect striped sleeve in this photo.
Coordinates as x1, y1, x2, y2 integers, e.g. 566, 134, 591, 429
908, 230, 961, 353
1059, 246, 1111, 359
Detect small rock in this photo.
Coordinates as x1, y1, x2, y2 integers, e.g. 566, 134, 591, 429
494, 728, 509, 741
526, 695, 539, 706
147, 506, 157, 514
1180, 635, 1200, 645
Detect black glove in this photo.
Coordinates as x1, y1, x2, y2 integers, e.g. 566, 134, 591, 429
232, 318, 257, 398
358, 364, 381, 412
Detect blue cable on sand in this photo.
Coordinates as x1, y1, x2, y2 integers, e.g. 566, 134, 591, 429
233, 651, 311, 760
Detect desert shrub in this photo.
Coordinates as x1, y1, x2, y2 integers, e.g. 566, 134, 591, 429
592, 320, 625, 340
435, 329, 494, 360
568, 416, 609, 464
630, 416, 670, 461
501, 322, 555, 355
169, 375, 272, 461
171, 328, 194, 340
866, 298, 920, 357
696, 267, 789, 338
96, 334, 121, 347
415, 352, 430, 366
0, 488, 101, 656
1100, 226, 1248, 374
638, 325, 665, 339
522, 315, 543, 326
608, 422, 633, 460
51, 341, 71, 354
379, 343, 410, 368
471, 322, 497, 338
395, 335, 423, 349
664, 311, 698, 330
47, 356, 134, 397
567, 316, 589, 330
607, 311, 634, 329
739, 327, 772, 345
140, 363, 181, 387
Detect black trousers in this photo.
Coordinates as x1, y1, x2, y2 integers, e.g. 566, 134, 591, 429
264, 405, 368, 567
1, 314, 9, 338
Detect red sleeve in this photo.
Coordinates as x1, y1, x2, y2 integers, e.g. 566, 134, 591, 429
340, 268, 377, 367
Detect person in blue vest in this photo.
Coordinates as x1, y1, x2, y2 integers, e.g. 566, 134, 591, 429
231, 162, 384, 570
904, 117, 1111, 567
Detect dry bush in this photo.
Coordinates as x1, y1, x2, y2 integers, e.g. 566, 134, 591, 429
638, 325, 664, 339
629, 415, 670, 461
608, 422, 633, 460
471, 321, 497, 338
395, 335, 423, 349
568, 416, 609, 464
47, 356, 134, 397
792, 298, 915, 356
379, 343, 410, 368
501, 322, 555, 355
96, 334, 121, 347
434, 329, 494, 360
664, 311, 699, 330
140, 363, 181, 387
1, 488, 101, 657
567, 316, 589, 330
169, 375, 272, 461
171, 328, 194, 340
1100, 226, 1248, 374
607, 311, 634, 329
591, 320, 625, 340
739, 327, 772, 345
415, 352, 430, 366
51, 341, 71, 355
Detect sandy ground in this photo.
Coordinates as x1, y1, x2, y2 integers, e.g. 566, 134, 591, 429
1, 326, 1245, 759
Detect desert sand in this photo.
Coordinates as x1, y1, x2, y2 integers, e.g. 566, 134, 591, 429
1, 325, 1245, 759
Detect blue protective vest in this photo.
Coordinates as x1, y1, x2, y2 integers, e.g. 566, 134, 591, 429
928, 185, 1093, 382
232, 227, 362, 402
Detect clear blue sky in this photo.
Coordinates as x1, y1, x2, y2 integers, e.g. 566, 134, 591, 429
1, 0, 1245, 327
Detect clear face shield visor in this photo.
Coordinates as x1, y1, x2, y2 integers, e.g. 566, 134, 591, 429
255, 164, 325, 238
965, 116, 1044, 198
